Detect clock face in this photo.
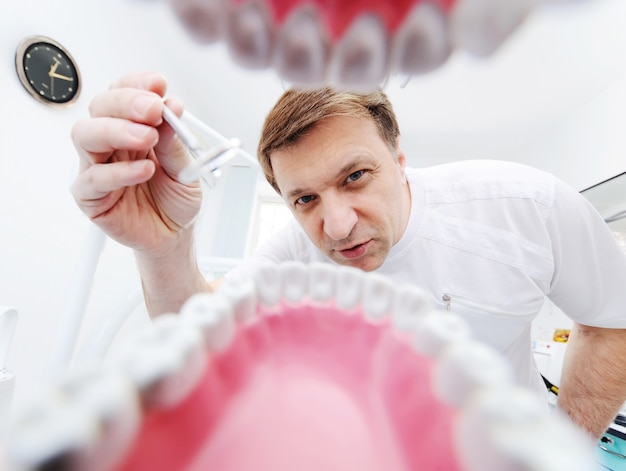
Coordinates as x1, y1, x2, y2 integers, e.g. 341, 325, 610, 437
15, 36, 81, 106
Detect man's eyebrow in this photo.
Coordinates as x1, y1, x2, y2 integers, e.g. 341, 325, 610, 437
285, 156, 372, 200
286, 186, 309, 200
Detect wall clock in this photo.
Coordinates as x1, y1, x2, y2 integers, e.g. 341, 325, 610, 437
15, 36, 81, 107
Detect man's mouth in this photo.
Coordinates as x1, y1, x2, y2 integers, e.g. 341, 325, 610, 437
336, 240, 370, 260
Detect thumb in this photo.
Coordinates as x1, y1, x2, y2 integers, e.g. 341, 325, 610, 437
155, 99, 196, 180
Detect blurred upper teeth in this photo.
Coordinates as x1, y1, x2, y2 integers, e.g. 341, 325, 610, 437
450, 0, 532, 57
169, 0, 535, 88
327, 14, 389, 89
170, 0, 227, 44
273, 7, 328, 85
7, 262, 595, 470
226, 0, 274, 69
391, 2, 452, 76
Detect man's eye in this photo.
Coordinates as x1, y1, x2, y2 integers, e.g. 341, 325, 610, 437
296, 195, 315, 205
347, 170, 364, 183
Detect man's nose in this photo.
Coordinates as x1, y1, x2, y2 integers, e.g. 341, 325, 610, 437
322, 198, 357, 241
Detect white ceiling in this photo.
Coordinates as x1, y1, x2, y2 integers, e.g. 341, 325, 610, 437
128, 0, 626, 172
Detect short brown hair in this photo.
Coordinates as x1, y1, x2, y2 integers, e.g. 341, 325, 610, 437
257, 87, 400, 193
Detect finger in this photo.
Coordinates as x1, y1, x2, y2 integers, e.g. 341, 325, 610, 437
156, 97, 185, 151
89, 88, 164, 126
71, 117, 159, 166
155, 98, 196, 178
164, 97, 184, 116
109, 71, 168, 96
72, 159, 155, 205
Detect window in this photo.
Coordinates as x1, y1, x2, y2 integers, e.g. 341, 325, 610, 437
246, 181, 293, 255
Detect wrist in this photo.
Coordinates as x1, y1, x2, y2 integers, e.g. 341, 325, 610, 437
134, 225, 196, 268
134, 228, 209, 317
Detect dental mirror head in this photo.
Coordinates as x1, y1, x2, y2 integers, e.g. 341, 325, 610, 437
162, 103, 246, 186
178, 138, 242, 184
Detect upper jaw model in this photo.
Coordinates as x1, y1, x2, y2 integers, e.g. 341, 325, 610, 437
6, 261, 595, 471
168, 0, 545, 90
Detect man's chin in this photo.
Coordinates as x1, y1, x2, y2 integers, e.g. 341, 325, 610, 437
332, 254, 385, 273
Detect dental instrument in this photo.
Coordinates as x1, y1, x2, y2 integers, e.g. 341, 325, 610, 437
161, 104, 244, 185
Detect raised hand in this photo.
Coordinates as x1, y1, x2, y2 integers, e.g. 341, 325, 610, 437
70, 71, 203, 257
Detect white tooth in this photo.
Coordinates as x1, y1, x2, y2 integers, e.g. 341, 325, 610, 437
308, 262, 337, 304
274, 7, 328, 85
412, 312, 472, 357
253, 262, 283, 308
179, 292, 235, 352
115, 314, 206, 409
454, 385, 549, 471
57, 367, 140, 471
433, 340, 513, 407
227, 1, 274, 69
392, 284, 434, 332
278, 261, 309, 304
517, 410, 596, 471
328, 14, 390, 90
8, 392, 96, 470
335, 266, 364, 311
450, 0, 532, 57
455, 386, 595, 471
216, 276, 257, 323
169, 0, 227, 44
361, 273, 395, 320
391, 2, 452, 76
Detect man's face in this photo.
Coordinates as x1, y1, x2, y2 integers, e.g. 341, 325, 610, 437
271, 115, 411, 271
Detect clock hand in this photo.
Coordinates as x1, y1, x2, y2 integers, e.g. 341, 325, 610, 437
49, 72, 73, 81
48, 59, 60, 77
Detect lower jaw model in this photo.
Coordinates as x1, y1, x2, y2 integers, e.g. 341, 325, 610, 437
168, 0, 550, 89
6, 262, 595, 471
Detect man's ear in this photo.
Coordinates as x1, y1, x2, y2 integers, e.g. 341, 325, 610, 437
396, 145, 407, 177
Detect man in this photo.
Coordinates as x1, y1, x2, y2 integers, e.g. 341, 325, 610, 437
72, 71, 626, 440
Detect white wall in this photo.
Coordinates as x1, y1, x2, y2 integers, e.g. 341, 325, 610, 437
519, 72, 626, 191
0, 0, 266, 413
